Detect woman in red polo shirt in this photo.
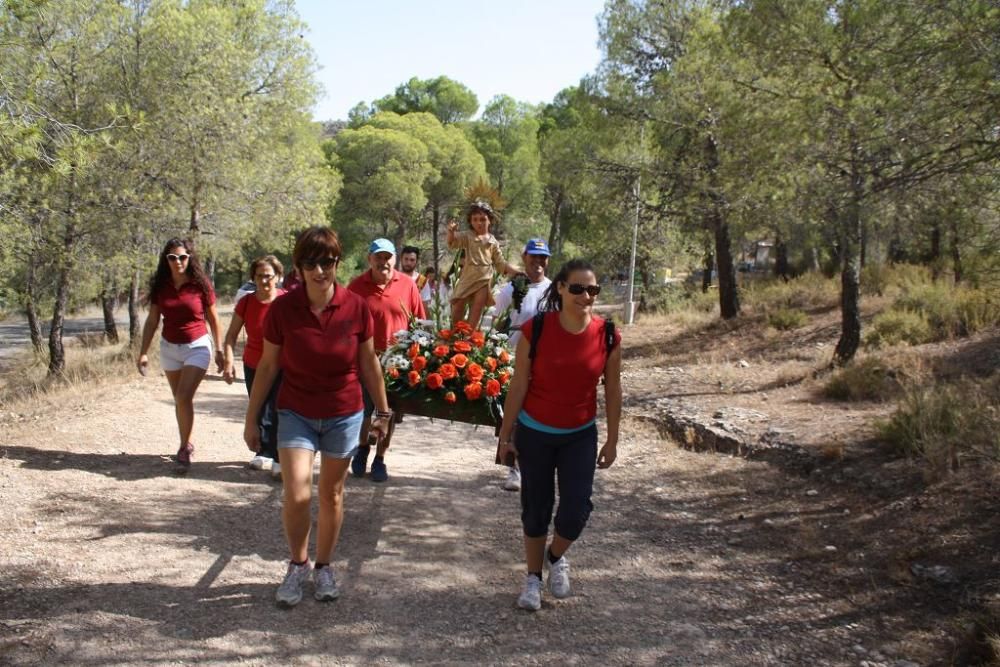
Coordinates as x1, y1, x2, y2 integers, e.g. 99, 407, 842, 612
497, 258, 622, 612
222, 255, 285, 476
243, 227, 392, 607
137, 238, 224, 471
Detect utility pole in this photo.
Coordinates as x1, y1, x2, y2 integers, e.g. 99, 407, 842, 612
624, 123, 644, 325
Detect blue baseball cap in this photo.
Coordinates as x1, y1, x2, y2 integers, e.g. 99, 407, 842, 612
523, 238, 551, 256
368, 238, 396, 255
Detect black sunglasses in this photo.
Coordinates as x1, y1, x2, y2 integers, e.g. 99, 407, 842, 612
301, 257, 338, 271
166, 253, 190, 262
566, 283, 601, 297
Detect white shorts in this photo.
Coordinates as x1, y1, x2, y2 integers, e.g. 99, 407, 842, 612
160, 333, 213, 372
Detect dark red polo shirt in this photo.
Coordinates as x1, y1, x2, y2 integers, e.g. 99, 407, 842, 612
347, 271, 426, 353
520, 312, 621, 429
154, 281, 216, 344
263, 284, 374, 418
234, 289, 285, 368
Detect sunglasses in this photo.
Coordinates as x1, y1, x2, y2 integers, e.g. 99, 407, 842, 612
566, 283, 601, 297
256, 274, 277, 282
166, 254, 190, 262
301, 257, 338, 271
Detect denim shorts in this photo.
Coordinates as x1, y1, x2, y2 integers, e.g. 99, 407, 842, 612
277, 409, 363, 459
160, 334, 212, 371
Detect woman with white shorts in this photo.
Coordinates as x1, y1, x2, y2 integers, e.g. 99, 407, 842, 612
137, 238, 223, 471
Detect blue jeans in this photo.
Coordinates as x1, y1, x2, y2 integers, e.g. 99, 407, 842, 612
277, 409, 364, 459
244, 364, 281, 462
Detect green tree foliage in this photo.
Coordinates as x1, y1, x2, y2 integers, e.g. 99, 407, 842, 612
1, 0, 331, 374
372, 76, 479, 125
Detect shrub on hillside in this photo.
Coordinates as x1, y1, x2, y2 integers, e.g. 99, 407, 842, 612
879, 375, 1000, 472
823, 356, 923, 401
894, 283, 1000, 338
864, 309, 932, 349
743, 272, 839, 311
642, 283, 718, 315
767, 307, 808, 331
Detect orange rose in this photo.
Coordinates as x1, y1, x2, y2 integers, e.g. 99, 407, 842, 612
464, 382, 483, 400
499, 350, 511, 364
425, 373, 444, 390
454, 321, 473, 335
465, 363, 484, 382
485, 357, 498, 372
407, 342, 420, 359
407, 370, 421, 387
444, 391, 457, 404
388, 367, 400, 379
439, 329, 452, 340
499, 371, 511, 385
411, 355, 427, 372
451, 353, 468, 369
485, 378, 501, 397
439, 363, 458, 380
453, 340, 472, 353
470, 331, 485, 348
433, 344, 450, 358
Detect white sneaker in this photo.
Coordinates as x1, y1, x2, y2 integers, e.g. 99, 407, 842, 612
517, 573, 542, 611
546, 551, 571, 599
502, 467, 521, 491
313, 566, 341, 601
271, 462, 282, 479
249, 455, 271, 470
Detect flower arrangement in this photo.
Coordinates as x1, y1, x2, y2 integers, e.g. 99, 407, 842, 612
381, 319, 514, 424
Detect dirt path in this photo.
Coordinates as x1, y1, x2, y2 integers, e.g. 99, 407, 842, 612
0, 361, 963, 666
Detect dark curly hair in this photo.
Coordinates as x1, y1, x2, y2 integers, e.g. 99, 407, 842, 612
146, 238, 213, 305
540, 258, 597, 312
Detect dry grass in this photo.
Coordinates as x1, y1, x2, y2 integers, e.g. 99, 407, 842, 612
0, 338, 139, 415
823, 352, 931, 402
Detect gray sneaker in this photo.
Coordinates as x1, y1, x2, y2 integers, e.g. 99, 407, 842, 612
546, 551, 571, 598
313, 566, 341, 601
275, 561, 312, 606
517, 573, 543, 611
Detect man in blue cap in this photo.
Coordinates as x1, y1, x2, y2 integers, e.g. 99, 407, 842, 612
491, 238, 552, 491
347, 238, 426, 482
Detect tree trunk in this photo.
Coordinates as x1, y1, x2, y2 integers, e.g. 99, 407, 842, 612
129, 268, 141, 345
774, 238, 790, 282
101, 284, 119, 344
204, 256, 216, 287
834, 171, 864, 365
23, 249, 44, 352
950, 218, 963, 284
48, 263, 72, 376
712, 211, 740, 319
929, 219, 942, 281
547, 189, 564, 257
702, 249, 714, 293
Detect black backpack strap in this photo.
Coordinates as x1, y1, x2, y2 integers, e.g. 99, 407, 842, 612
528, 311, 545, 361
604, 319, 617, 356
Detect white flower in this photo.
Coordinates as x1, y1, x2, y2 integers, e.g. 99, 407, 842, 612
494, 346, 506, 356
393, 329, 411, 342
412, 333, 432, 347
489, 332, 509, 342
415, 318, 436, 329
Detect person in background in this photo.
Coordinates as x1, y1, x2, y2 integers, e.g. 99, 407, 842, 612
419, 266, 451, 314
243, 227, 392, 606
399, 245, 426, 290
490, 238, 553, 492
281, 267, 301, 291
137, 238, 224, 472
496, 258, 622, 612
347, 238, 426, 482
223, 255, 285, 478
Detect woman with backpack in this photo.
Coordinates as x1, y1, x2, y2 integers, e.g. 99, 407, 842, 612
496, 258, 622, 611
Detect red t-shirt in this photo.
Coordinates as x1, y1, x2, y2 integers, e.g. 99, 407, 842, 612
154, 281, 216, 344
234, 289, 286, 368
263, 285, 374, 419
520, 312, 621, 429
347, 271, 426, 353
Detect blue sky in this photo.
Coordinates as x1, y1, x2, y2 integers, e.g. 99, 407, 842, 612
294, 0, 607, 121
